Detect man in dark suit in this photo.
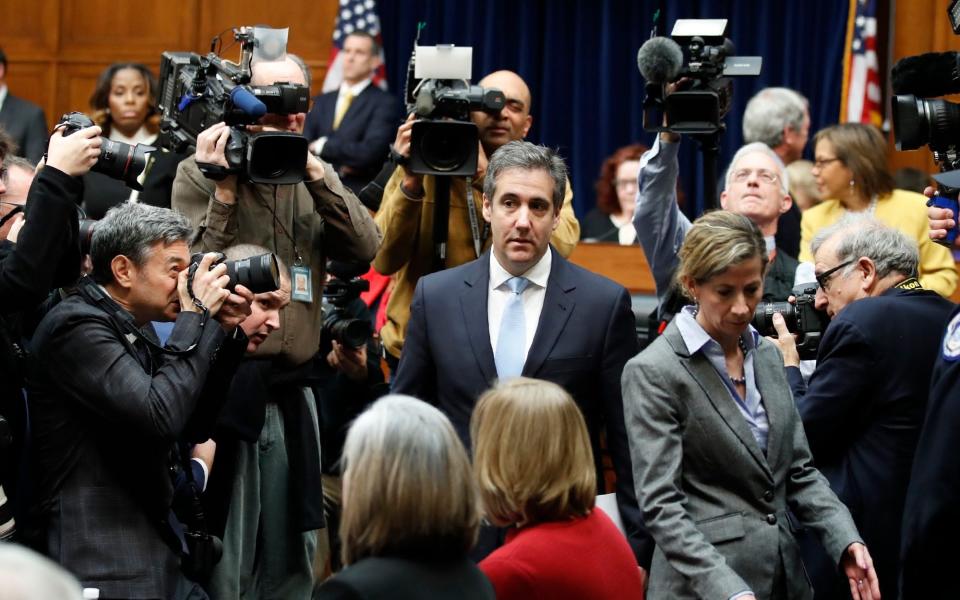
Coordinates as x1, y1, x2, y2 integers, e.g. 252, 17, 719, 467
26, 203, 253, 599
393, 141, 651, 573
303, 31, 398, 196
771, 217, 954, 600
0, 48, 48, 163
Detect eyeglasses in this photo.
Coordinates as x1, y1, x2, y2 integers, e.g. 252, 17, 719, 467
0, 166, 7, 185
813, 157, 842, 169
815, 259, 855, 291
730, 168, 779, 185
614, 178, 638, 190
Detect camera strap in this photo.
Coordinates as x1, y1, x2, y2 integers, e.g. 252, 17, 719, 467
894, 277, 922, 291
75, 276, 208, 356
464, 179, 488, 258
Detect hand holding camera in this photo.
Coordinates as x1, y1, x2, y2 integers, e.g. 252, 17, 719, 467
327, 339, 367, 381
195, 122, 239, 204
178, 253, 231, 317
767, 312, 801, 367
46, 125, 102, 177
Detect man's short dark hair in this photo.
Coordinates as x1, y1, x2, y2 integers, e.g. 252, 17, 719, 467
90, 203, 193, 284
484, 141, 567, 212
345, 31, 380, 56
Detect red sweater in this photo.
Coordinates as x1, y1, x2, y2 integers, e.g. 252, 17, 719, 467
479, 509, 644, 600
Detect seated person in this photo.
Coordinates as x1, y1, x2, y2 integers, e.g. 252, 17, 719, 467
314, 395, 494, 600
472, 377, 645, 599
581, 143, 645, 244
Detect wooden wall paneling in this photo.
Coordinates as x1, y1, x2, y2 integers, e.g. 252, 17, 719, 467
56, 62, 113, 122
58, 0, 200, 63
0, 0, 60, 58
7, 61, 58, 130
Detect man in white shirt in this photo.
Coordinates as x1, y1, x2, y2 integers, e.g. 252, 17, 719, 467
392, 140, 652, 573
303, 32, 398, 196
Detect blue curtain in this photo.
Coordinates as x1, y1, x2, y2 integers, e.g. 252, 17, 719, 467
377, 0, 850, 220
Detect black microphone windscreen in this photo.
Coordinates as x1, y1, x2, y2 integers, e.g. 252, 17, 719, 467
637, 37, 684, 84
892, 52, 960, 97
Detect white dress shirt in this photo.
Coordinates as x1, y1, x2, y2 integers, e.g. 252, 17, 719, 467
488, 249, 552, 367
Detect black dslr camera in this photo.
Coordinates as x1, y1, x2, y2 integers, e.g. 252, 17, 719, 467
187, 252, 280, 295
58, 112, 156, 190
639, 19, 761, 135
752, 284, 829, 360
407, 45, 505, 176
322, 262, 372, 349
157, 26, 310, 184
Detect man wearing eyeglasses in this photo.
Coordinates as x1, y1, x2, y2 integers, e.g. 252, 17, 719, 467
0, 156, 34, 241
633, 132, 798, 324
769, 218, 953, 600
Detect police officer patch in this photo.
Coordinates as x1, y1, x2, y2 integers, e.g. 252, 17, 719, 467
942, 310, 960, 360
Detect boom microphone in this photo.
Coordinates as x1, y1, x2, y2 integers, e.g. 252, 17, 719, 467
892, 52, 960, 97
637, 36, 684, 84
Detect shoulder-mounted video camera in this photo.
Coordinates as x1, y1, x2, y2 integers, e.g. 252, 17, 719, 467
638, 19, 761, 135
406, 45, 505, 176
891, 0, 960, 245
157, 26, 310, 184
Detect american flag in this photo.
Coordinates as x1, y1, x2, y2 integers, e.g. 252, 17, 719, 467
840, 0, 883, 125
321, 0, 388, 93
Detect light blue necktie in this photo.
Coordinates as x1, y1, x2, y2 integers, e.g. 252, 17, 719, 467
495, 276, 530, 378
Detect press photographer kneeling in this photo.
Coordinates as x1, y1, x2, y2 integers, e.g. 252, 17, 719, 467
25, 202, 254, 600
769, 217, 953, 600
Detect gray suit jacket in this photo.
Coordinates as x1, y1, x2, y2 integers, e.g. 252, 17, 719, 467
622, 321, 861, 600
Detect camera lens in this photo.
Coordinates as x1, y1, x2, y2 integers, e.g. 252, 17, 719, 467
411, 120, 478, 175
92, 139, 155, 191
751, 301, 797, 336
324, 311, 372, 348
893, 94, 960, 151
225, 253, 280, 294
246, 132, 308, 185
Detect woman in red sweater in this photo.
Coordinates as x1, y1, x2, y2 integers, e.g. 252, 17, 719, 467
471, 378, 645, 600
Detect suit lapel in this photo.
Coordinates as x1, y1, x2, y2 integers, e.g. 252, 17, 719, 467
753, 342, 787, 474
321, 92, 338, 131
663, 325, 773, 480
339, 85, 373, 129
523, 249, 575, 376
460, 254, 497, 383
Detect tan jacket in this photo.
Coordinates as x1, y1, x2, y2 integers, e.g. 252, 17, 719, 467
173, 158, 381, 367
373, 167, 580, 359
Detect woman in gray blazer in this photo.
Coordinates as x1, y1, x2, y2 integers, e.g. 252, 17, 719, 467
622, 211, 880, 600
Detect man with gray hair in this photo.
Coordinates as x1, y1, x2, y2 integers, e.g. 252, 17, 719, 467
394, 140, 651, 572
26, 202, 254, 599
633, 128, 798, 326
770, 217, 954, 600
743, 87, 810, 258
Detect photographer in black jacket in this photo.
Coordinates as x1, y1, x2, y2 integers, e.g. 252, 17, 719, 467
0, 122, 103, 542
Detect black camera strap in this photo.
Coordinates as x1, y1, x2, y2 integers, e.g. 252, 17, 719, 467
464, 178, 488, 259
250, 184, 304, 266
75, 276, 209, 356
894, 277, 922, 291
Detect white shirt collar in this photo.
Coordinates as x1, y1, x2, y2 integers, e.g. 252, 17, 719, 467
110, 124, 155, 146
764, 235, 776, 255
340, 78, 372, 98
489, 247, 552, 291
0, 85, 8, 111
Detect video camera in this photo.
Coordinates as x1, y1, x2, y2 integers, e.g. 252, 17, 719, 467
638, 19, 761, 135
407, 45, 506, 176
58, 112, 156, 190
891, 1, 960, 245
752, 284, 829, 360
322, 261, 372, 349
156, 26, 310, 184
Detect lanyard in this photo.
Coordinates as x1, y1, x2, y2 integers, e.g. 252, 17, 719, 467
464, 178, 488, 259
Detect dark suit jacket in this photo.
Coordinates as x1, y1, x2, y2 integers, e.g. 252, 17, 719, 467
315, 555, 494, 600
787, 286, 954, 599
0, 93, 47, 163
27, 288, 228, 599
303, 84, 399, 194
81, 148, 186, 219
623, 321, 861, 599
393, 247, 652, 565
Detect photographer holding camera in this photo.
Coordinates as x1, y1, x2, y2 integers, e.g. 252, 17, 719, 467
172, 53, 380, 596
769, 218, 953, 600
25, 202, 253, 599
374, 70, 580, 371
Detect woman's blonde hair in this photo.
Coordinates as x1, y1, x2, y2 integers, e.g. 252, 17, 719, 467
813, 123, 894, 200
471, 377, 596, 527
676, 210, 767, 298
339, 395, 480, 565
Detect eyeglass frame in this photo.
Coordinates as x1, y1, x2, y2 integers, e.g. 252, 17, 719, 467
815, 259, 855, 291
812, 157, 842, 170
729, 168, 780, 185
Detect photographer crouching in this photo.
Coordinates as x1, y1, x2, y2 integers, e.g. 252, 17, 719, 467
25, 202, 254, 600
769, 217, 953, 600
